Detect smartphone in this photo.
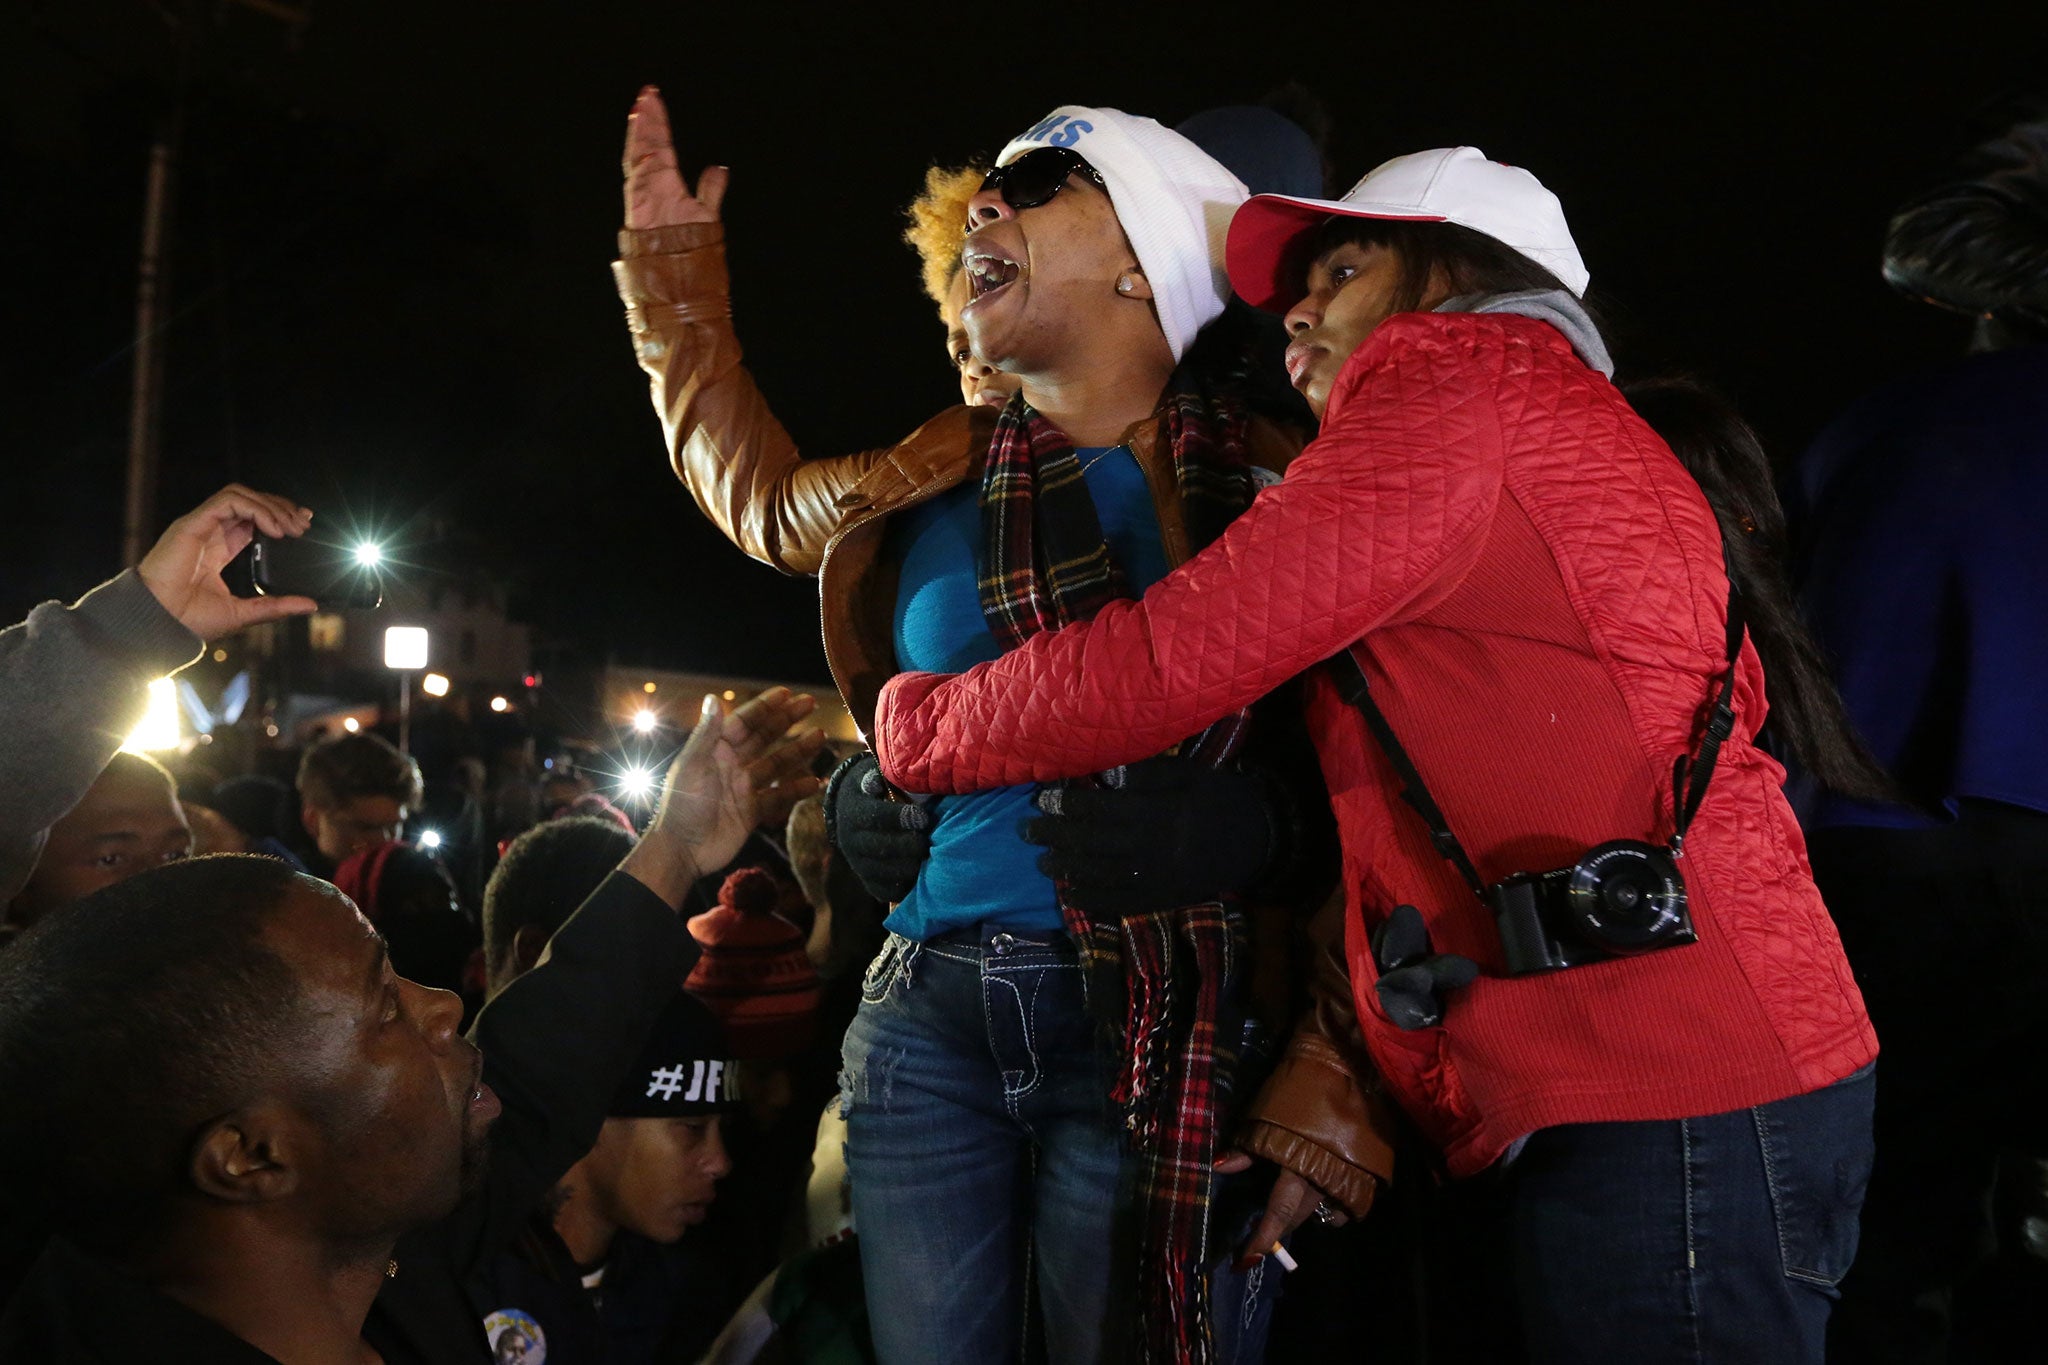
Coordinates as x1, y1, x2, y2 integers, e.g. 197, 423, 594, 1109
250, 535, 384, 610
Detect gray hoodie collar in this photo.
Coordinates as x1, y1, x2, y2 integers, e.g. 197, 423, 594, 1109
1437, 289, 1614, 378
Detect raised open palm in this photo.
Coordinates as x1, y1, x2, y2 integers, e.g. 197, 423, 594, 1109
622, 86, 728, 231
639, 688, 823, 887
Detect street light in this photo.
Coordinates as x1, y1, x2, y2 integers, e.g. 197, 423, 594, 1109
618, 767, 656, 801
489, 695, 510, 713
354, 541, 384, 568
632, 708, 658, 734
421, 672, 450, 698
383, 626, 428, 670
120, 678, 181, 754
383, 627, 429, 756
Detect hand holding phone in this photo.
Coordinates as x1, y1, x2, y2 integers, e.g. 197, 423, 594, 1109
140, 485, 320, 638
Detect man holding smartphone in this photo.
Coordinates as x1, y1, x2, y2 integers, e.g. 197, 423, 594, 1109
0, 484, 318, 913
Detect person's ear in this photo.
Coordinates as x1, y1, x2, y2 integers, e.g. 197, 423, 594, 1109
511, 923, 550, 977
1114, 268, 1154, 301
1418, 261, 1460, 313
190, 1106, 302, 1205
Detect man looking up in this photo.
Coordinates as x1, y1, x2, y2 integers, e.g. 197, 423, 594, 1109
0, 688, 823, 1363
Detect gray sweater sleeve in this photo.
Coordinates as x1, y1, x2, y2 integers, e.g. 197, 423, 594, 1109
0, 571, 202, 903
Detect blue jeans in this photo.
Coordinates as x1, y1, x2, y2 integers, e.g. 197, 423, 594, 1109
1210, 1208, 1285, 1362
840, 927, 1282, 1365
1508, 1062, 1876, 1363
841, 926, 1134, 1364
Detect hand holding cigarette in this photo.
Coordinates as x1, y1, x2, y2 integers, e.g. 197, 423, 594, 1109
1215, 1149, 1351, 1270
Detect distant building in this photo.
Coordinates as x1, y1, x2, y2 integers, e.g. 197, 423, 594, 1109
315, 573, 533, 686
598, 665, 859, 747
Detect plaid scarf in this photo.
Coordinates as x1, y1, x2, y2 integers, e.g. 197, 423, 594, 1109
978, 386, 1255, 1363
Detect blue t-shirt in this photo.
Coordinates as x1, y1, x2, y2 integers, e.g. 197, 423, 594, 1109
883, 447, 1169, 939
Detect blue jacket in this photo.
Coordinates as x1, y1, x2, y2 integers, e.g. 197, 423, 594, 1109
1788, 343, 2048, 827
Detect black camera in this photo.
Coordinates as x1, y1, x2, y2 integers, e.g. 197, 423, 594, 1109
1330, 584, 1742, 983
1487, 840, 1695, 975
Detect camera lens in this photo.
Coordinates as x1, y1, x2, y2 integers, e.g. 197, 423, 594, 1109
1565, 841, 1689, 951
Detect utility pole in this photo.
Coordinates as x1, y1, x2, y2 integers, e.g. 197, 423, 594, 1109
398, 671, 414, 757
118, 0, 312, 567
122, 123, 179, 568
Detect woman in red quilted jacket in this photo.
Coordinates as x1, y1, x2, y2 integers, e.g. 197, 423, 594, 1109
874, 149, 1888, 1363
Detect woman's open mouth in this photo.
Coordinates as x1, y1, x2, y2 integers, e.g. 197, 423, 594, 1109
963, 247, 1023, 311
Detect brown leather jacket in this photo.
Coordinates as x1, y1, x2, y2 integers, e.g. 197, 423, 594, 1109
613, 221, 1395, 1215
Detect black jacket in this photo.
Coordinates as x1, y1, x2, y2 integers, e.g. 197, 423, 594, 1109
470, 1216, 734, 1364
0, 870, 694, 1362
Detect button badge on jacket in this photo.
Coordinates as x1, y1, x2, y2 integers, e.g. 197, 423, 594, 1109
482, 1308, 547, 1364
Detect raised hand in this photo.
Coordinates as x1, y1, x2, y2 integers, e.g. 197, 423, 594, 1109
743, 709, 830, 836
625, 688, 823, 908
137, 484, 318, 641
622, 85, 728, 231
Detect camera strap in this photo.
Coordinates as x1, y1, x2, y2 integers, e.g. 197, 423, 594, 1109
1327, 647, 1490, 899
1327, 583, 1746, 894
1669, 585, 1745, 856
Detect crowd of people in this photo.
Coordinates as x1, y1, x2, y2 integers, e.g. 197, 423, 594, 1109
0, 83, 2042, 1365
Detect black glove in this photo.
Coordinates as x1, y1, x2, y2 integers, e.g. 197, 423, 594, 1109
1023, 755, 1278, 913
1370, 903, 1478, 1030
823, 753, 931, 905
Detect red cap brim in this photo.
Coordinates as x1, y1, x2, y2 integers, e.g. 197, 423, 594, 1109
1226, 194, 1450, 313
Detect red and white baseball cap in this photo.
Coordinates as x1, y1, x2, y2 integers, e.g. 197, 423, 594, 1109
1225, 146, 1588, 312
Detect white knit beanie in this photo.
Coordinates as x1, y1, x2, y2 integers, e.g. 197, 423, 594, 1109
997, 107, 1248, 363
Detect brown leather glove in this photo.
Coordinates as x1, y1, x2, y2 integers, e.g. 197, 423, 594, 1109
1235, 893, 1396, 1219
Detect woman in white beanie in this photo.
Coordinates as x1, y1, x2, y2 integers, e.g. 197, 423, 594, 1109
614, 92, 1376, 1364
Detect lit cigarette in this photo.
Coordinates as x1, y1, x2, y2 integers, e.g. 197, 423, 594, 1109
1268, 1241, 1298, 1272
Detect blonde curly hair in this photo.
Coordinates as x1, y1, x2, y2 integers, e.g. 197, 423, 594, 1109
903, 164, 987, 306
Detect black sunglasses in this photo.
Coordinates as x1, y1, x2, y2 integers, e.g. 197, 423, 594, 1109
977, 147, 1107, 215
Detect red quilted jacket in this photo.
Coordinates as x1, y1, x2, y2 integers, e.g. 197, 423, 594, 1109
875, 311, 1876, 1176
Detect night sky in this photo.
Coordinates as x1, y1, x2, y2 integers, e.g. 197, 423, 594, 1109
3, 1, 2043, 686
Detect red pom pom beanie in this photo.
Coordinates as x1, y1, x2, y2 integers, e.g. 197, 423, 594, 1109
684, 867, 823, 1059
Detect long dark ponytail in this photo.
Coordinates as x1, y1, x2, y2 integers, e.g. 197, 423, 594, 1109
1313, 218, 1895, 800
1621, 380, 1894, 800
